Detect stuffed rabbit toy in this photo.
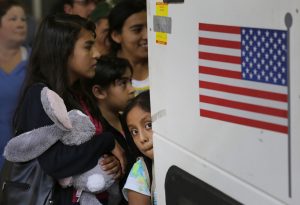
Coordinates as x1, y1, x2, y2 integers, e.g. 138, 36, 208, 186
4, 87, 120, 205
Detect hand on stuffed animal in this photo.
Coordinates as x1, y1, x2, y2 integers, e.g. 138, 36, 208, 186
100, 155, 122, 180
110, 141, 127, 176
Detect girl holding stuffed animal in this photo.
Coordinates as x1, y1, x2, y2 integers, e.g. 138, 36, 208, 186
0, 13, 125, 205
122, 91, 157, 205
87, 55, 139, 204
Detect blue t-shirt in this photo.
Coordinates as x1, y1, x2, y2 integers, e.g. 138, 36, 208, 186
0, 47, 30, 169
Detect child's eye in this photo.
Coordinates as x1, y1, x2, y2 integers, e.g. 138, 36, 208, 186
145, 121, 152, 130
121, 80, 127, 86
116, 79, 131, 87
84, 41, 94, 50
85, 45, 92, 50
130, 129, 138, 137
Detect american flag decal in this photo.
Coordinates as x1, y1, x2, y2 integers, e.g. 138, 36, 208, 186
198, 23, 288, 134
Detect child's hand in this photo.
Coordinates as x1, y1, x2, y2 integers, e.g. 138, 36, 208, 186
100, 154, 123, 179
111, 140, 127, 176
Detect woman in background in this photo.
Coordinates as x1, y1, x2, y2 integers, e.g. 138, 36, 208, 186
108, 0, 149, 95
0, 0, 29, 170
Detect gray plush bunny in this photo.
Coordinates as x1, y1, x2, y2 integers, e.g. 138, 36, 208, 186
4, 87, 120, 205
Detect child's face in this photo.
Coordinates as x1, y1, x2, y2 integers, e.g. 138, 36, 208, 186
67, 29, 99, 85
126, 106, 153, 159
104, 67, 135, 111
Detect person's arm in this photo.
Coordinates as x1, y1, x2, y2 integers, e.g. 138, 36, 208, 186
100, 154, 123, 180
19, 84, 117, 179
127, 190, 151, 205
38, 132, 115, 179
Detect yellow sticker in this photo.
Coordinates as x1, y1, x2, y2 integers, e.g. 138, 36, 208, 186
156, 32, 168, 45
156, 2, 168, 16
155, 2, 168, 45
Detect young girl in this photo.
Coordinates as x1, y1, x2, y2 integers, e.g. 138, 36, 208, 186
87, 55, 139, 204
122, 91, 156, 205
108, 0, 149, 94
0, 13, 125, 205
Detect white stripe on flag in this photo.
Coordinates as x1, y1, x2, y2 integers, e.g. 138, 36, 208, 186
199, 59, 241, 72
199, 30, 241, 41
199, 88, 288, 110
200, 102, 288, 126
199, 45, 241, 56
199, 73, 288, 94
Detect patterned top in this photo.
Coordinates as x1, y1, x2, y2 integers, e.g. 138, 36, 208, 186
123, 158, 157, 204
123, 158, 150, 198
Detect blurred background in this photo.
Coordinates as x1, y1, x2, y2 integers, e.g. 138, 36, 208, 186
20, 0, 52, 20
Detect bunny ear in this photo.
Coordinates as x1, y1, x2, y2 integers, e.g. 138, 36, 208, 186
41, 87, 72, 130
4, 126, 62, 162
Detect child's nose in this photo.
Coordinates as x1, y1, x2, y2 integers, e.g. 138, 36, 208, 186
92, 46, 101, 59
128, 84, 135, 96
139, 130, 149, 143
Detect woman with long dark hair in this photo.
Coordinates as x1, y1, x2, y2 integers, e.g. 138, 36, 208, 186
0, 13, 125, 205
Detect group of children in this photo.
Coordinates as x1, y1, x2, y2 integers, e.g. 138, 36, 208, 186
0, 0, 155, 205
88, 55, 155, 204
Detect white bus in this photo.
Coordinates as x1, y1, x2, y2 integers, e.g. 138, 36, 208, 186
147, 0, 300, 204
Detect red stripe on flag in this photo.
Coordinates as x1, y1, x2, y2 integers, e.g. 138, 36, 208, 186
199, 23, 240, 34
199, 81, 288, 102
199, 66, 241, 79
199, 95, 288, 118
199, 52, 241, 64
199, 37, 241, 49
200, 109, 288, 134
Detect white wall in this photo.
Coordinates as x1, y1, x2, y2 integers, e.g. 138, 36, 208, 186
147, 0, 300, 204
